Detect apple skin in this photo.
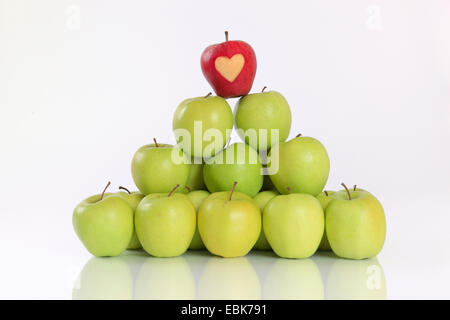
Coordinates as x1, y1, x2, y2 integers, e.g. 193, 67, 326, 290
73, 194, 134, 257
316, 191, 336, 251
253, 190, 279, 250
263, 193, 324, 258
186, 190, 210, 250
201, 36, 257, 98
326, 190, 386, 260
268, 136, 330, 196
116, 191, 145, 250
131, 143, 190, 195
203, 143, 263, 197
235, 91, 291, 151
183, 162, 206, 193
198, 191, 261, 258
173, 95, 233, 158
135, 193, 196, 257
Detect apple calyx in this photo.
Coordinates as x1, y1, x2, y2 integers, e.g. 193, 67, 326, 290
229, 181, 238, 200
286, 186, 292, 194
168, 184, 180, 197
153, 138, 159, 148
341, 182, 352, 200
324, 190, 329, 196
184, 186, 191, 192
204, 92, 212, 98
118, 186, 131, 194
225, 31, 229, 41
262, 86, 267, 93
100, 181, 111, 201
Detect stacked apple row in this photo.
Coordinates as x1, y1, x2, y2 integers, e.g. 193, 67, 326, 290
73, 90, 386, 260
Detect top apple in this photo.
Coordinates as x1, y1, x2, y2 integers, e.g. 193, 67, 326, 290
201, 31, 257, 98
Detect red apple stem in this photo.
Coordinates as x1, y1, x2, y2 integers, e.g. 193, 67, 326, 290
229, 181, 238, 200
204, 92, 212, 98
100, 181, 111, 201
262, 86, 267, 93
287, 186, 292, 194
184, 186, 191, 192
353, 185, 357, 191
225, 31, 229, 41
168, 184, 180, 197
153, 138, 159, 147
324, 190, 329, 196
341, 183, 352, 200
296, 133, 302, 138
118, 186, 131, 194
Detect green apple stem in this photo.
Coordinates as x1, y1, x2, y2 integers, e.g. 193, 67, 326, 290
225, 31, 229, 41
296, 133, 302, 138
168, 184, 180, 197
353, 185, 357, 191
324, 190, 329, 196
262, 86, 267, 93
341, 183, 352, 200
204, 92, 212, 98
287, 186, 292, 194
229, 181, 238, 200
118, 186, 131, 194
100, 181, 111, 201
153, 138, 159, 147
185, 186, 191, 192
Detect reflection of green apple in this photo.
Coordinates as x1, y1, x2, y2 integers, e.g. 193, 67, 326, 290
264, 193, 324, 258
235, 89, 291, 151
203, 143, 263, 197
263, 259, 324, 299
173, 94, 233, 158
253, 190, 279, 250
326, 184, 386, 259
73, 182, 134, 257
268, 136, 330, 196
198, 184, 261, 257
198, 257, 261, 299
131, 142, 190, 195
72, 257, 133, 300
116, 186, 144, 250
316, 190, 336, 251
135, 257, 195, 300
135, 186, 196, 257
186, 190, 210, 250
326, 258, 386, 300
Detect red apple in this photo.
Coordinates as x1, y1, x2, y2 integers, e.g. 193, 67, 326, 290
201, 31, 257, 98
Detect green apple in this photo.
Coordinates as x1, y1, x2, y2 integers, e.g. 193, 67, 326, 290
253, 190, 279, 250
316, 190, 336, 251
326, 184, 386, 259
263, 193, 324, 258
186, 190, 210, 250
115, 186, 144, 250
131, 141, 190, 195
73, 182, 134, 257
173, 94, 233, 158
235, 89, 291, 151
268, 135, 330, 196
72, 256, 133, 300
203, 143, 263, 197
183, 162, 206, 193
198, 183, 261, 257
135, 185, 196, 257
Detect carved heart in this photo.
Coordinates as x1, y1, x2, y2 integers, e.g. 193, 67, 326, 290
214, 54, 245, 82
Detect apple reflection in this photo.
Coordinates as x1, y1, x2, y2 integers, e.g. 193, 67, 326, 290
263, 258, 324, 299
325, 258, 386, 300
197, 256, 261, 300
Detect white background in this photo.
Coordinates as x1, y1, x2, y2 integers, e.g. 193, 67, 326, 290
1, 0, 449, 299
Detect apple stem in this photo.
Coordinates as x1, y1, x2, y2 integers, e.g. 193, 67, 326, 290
287, 186, 292, 194
119, 186, 131, 194
204, 92, 212, 98
353, 185, 357, 191
168, 184, 180, 197
229, 181, 238, 200
153, 138, 159, 147
262, 86, 267, 93
100, 181, 111, 201
185, 186, 191, 192
296, 133, 302, 138
341, 183, 352, 200
225, 31, 229, 41
324, 190, 329, 196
